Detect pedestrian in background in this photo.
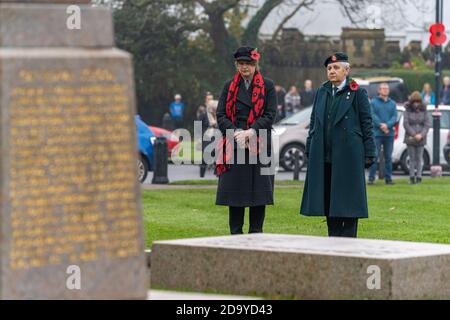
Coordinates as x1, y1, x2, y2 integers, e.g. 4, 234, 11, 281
162, 112, 174, 131
205, 91, 214, 107
275, 85, 286, 121
169, 93, 185, 129
284, 85, 301, 117
403, 91, 430, 184
197, 104, 209, 177
300, 79, 316, 109
440, 76, 450, 105
206, 99, 218, 130
421, 83, 435, 105
201, 99, 219, 176
368, 83, 398, 185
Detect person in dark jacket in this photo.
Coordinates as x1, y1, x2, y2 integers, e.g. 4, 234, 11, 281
300, 79, 316, 109
275, 85, 286, 121
440, 76, 450, 105
215, 46, 277, 235
300, 52, 376, 238
197, 104, 210, 177
403, 91, 430, 184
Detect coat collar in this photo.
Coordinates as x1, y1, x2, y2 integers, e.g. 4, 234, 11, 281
317, 77, 355, 126
236, 77, 253, 108
322, 77, 350, 94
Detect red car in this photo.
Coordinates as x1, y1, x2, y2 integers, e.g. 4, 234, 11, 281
149, 126, 180, 156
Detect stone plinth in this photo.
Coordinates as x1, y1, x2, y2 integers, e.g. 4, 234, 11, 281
0, 0, 91, 3
0, 2, 147, 300
0, 4, 114, 47
151, 234, 450, 299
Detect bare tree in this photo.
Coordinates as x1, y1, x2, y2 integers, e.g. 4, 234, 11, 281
270, 0, 315, 41
333, 0, 433, 30
194, 0, 241, 61
113, 0, 433, 64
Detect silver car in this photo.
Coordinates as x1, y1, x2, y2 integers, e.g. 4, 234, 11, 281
273, 107, 312, 171
273, 104, 450, 174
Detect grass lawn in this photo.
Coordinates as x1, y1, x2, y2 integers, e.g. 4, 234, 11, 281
142, 177, 450, 248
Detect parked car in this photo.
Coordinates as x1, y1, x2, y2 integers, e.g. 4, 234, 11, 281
273, 107, 312, 171
273, 104, 450, 174
354, 77, 409, 103
445, 131, 450, 165
135, 115, 155, 183
273, 77, 408, 172
392, 105, 450, 174
149, 126, 179, 156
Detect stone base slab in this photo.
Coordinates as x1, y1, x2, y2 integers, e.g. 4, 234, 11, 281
151, 234, 450, 299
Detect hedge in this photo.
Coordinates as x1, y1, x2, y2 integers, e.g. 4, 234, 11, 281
352, 69, 450, 93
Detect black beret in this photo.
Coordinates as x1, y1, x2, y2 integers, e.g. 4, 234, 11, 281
324, 52, 349, 67
234, 46, 256, 61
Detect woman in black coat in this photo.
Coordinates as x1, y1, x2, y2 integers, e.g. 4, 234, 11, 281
215, 46, 277, 234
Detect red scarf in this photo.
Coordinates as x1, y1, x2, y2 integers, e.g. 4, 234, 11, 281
215, 71, 266, 176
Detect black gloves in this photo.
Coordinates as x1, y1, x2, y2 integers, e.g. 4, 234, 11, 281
364, 157, 376, 169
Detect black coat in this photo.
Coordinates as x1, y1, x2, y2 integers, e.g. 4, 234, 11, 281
215, 76, 277, 207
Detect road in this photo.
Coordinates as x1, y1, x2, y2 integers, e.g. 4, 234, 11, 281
144, 164, 449, 184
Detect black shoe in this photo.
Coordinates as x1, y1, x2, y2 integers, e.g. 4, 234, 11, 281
416, 177, 422, 183
385, 180, 395, 185
368, 179, 374, 185
409, 177, 416, 185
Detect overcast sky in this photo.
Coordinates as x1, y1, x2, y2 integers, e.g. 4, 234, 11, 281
248, 0, 450, 48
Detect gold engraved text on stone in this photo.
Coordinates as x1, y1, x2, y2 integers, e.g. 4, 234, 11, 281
8, 69, 140, 270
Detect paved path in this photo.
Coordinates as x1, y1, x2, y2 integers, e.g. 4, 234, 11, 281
144, 164, 306, 184
148, 290, 261, 300
144, 164, 450, 185
142, 184, 217, 190
144, 164, 448, 186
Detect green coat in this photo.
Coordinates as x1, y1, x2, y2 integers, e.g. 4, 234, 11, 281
300, 79, 376, 218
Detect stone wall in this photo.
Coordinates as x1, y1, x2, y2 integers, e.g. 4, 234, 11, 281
262, 27, 447, 88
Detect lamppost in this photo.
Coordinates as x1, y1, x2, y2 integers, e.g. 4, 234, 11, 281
430, 0, 446, 177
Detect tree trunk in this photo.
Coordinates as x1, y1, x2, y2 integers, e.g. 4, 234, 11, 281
208, 12, 236, 65
241, 0, 283, 47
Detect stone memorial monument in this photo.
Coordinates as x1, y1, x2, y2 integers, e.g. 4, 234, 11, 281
0, 0, 147, 299
152, 234, 450, 299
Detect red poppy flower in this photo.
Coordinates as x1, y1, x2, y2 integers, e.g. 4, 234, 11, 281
250, 49, 260, 61
349, 80, 359, 91
429, 23, 447, 46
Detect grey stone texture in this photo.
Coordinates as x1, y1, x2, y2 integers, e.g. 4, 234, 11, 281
151, 234, 450, 299
0, 2, 147, 299
0, 4, 114, 47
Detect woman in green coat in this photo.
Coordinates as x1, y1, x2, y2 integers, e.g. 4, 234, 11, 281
300, 52, 376, 238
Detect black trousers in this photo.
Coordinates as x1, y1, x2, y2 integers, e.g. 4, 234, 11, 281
229, 206, 265, 234
324, 162, 358, 238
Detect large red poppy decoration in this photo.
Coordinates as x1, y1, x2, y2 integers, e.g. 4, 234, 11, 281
349, 79, 359, 91
250, 49, 261, 61
429, 23, 447, 46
